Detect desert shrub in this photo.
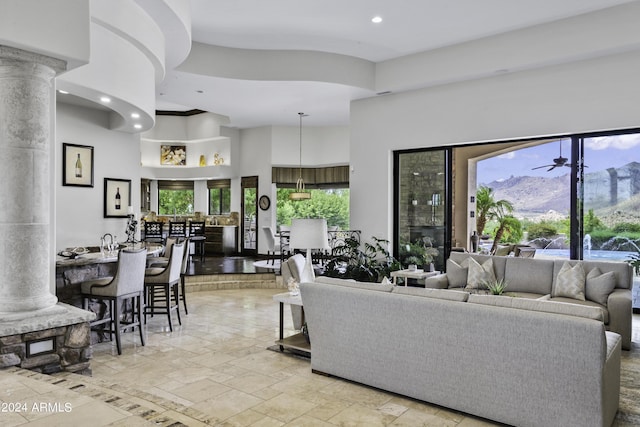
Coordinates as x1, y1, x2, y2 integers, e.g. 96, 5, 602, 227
612, 222, 640, 233
527, 222, 558, 239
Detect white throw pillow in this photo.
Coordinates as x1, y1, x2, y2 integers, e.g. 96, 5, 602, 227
466, 257, 496, 289
585, 267, 616, 306
552, 262, 585, 301
446, 258, 469, 288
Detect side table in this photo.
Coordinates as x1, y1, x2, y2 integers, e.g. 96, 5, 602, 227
390, 269, 440, 286
272, 292, 310, 354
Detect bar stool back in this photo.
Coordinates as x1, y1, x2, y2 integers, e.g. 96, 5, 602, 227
144, 242, 184, 331
168, 221, 187, 238
144, 221, 164, 244
188, 221, 206, 262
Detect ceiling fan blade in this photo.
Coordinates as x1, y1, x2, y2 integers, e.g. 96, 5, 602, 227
547, 165, 557, 171
532, 164, 554, 170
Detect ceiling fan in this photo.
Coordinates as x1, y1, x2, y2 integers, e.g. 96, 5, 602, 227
531, 142, 573, 171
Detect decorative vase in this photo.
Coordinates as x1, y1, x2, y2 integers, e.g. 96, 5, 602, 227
199, 155, 206, 166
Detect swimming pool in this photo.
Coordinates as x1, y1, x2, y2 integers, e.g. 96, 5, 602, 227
535, 249, 636, 262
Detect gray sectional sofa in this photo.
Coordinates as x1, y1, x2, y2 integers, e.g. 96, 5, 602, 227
424, 252, 633, 350
300, 277, 622, 427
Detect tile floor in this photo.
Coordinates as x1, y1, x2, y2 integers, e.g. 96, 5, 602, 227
1, 287, 639, 426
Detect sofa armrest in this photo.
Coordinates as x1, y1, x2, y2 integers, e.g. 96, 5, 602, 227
607, 288, 632, 350
424, 274, 449, 289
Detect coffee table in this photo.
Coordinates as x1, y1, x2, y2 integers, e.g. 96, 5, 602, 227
391, 269, 440, 286
272, 292, 310, 354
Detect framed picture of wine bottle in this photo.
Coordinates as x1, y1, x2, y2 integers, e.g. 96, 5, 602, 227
104, 178, 131, 218
62, 143, 94, 187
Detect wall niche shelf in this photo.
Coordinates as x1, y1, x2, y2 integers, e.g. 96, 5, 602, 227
140, 136, 231, 171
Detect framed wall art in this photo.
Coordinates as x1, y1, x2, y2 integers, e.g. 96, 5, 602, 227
104, 178, 131, 218
160, 144, 186, 165
63, 143, 94, 187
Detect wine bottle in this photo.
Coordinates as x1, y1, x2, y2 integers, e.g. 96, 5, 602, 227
75, 153, 82, 178
115, 187, 121, 210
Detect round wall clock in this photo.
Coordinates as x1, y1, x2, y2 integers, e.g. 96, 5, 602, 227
259, 195, 271, 210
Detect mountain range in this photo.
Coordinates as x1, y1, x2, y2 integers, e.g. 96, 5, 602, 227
481, 161, 640, 222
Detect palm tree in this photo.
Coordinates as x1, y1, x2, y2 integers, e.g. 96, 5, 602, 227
475, 185, 514, 237
491, 215, 521, 254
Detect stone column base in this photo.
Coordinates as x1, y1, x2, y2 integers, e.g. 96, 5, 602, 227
0, 303, 95, 375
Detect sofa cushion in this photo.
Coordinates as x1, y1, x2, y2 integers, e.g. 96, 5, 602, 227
446, 258, 469, 288
503, 257, 554, 294
543, 296, 609, 323
466, 257, 496, 289
552, 262, 586, 301
392, 286, 469, 302
585, 268, 617, 306
468, 294, 604, 322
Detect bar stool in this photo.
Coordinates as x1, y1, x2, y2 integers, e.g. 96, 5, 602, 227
188, 221, 206, 262
81, 248, 148, 355
146, 237, 177, 268
144, 242, 184, 331
144, 221, 164, 244
144, 237, 191, 315
168, 221, 187, 239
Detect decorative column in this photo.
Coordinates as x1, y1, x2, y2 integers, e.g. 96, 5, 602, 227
0, 45, 66, 314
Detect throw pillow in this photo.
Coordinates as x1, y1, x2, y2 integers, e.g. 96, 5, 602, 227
585, 267, 616, 306
494, 245, 512, 257
466, 257, 496, 289
552, 262, 585, 301
446, 258, 469, 288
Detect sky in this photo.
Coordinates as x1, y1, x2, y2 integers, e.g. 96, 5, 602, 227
477, 132, 640, 184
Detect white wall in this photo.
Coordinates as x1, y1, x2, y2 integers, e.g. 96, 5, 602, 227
271, 125, 349, 166
56, 103, 141, 250
351, 50, 640, 247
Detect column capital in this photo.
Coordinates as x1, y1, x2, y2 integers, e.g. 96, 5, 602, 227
0, 44, 67, 74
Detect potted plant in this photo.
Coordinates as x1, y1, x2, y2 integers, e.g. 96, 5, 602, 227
324, 236, 402, 282
484, 278, 509, 295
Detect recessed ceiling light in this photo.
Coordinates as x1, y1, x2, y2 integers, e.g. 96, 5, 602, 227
134, 124, 142, 129
372, 16, 382, 23
58, 90, 69, 94
131, 112, 140, 119
100, 96, 111, 103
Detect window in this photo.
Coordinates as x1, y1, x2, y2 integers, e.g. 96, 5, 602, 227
208, 179, 231, 215
158, 180, 194, 215
272, 165, 350, 230
275, 188, 350, 230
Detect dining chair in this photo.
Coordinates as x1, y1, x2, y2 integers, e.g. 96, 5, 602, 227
262, 226, 281, 264
80, 248, 148, 355
144, 242, 184, 331
188, 221, 206, 262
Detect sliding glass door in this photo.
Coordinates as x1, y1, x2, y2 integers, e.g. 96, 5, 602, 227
579, 131, 640, 261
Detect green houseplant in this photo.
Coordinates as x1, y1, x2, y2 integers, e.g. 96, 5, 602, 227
484, 278, 509, 295
324, 236, 402, 282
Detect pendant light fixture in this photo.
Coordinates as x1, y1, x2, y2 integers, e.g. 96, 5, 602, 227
290, 112, 311, 200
